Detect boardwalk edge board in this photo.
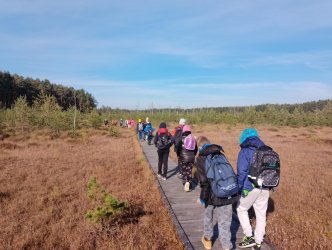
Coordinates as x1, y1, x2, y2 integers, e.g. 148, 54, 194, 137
138, 140, 194, 250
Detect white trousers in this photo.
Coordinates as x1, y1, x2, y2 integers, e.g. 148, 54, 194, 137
236, 188, 269, 244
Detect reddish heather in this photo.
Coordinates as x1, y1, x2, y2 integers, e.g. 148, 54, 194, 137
169, 124, 332, 250
0, 129, 184, 250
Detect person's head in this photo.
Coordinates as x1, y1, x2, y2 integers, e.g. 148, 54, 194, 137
182, 125, 191, 133
138, 118, 142, 122
179, 118, 186, 125
159, 122, 166, 128
146, 117, 149, 123
239, 128, 259, 144
197, 136, 210, 148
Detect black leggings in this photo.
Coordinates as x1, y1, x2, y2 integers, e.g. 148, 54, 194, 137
157, 149, 169, 177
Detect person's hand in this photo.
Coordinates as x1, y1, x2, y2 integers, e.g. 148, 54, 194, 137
196, 198, 205, 205
242, 189, 249, 197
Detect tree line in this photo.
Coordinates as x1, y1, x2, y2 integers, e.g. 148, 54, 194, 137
100, 99, 332, 127
0, 71, 97, 111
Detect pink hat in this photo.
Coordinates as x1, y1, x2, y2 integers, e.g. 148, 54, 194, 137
182, 125, 191, 133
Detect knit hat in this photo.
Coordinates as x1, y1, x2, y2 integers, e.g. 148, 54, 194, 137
182, 125, 191, 133
239, 128, 259, 144
159, 122, 166, 128
179, 118, 186, 125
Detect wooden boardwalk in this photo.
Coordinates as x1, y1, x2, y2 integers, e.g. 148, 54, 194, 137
139, 140, 273, 250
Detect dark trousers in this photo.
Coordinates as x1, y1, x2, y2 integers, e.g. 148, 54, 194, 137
181, 162, 194, 185
157, 149, 169, 178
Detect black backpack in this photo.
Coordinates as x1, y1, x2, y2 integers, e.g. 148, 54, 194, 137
157, 133, 171, 150
248, 145, 280, 188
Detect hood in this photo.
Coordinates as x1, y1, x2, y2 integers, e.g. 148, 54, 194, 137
199, 144, 224, 156
240, 136, 264, 149
239, 128, 258, 144
158, 128, 169, 134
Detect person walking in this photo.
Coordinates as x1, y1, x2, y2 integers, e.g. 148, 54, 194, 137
154, 122, 174, 180
236, 128, 270, 250
136, 118, 144, 140
196, 136, 239, 250
144, 122, 155, 145
176, 125, 197, 192
172, 118, 186, 178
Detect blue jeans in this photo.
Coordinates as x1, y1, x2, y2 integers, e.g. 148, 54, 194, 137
138, 130, 143, 140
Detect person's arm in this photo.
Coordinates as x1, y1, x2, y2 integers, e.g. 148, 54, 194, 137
237, 149, 249, 192
194, 144, 198, 156
169, 133, 174, 146
154, 133, 158, 146
176, 140, 182, 156
196, 156, 210, 202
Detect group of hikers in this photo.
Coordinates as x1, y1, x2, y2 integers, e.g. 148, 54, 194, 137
120, 118, 135, 128
136, 117, 155, 144
137, 118, 280, 250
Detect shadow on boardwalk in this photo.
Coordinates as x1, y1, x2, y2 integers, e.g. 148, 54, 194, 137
139, 140, 274, 250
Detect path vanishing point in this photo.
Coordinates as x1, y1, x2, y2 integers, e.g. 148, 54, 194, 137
139, 140, 274, 250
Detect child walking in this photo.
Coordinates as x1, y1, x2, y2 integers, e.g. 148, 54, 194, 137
196, 136, 239, 250
176, 125, 197, 192
154, 122, 174, 180
236, 128, 272, 250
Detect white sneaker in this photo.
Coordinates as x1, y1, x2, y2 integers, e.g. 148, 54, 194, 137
157, 174, 162, 178
184, 182, 190, 192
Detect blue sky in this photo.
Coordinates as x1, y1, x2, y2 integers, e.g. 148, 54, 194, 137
1, 0, 332, 109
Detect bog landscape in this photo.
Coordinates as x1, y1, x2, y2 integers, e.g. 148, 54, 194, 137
0, 72, 332, 250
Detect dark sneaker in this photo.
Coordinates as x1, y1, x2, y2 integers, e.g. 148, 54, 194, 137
239, 236, 256, 248
252, 244, 261, 250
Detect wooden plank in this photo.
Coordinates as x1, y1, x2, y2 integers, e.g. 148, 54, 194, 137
139, 140, 274, 250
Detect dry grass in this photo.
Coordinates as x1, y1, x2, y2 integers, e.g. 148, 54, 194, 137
170, 124, 331, 250
0, 128, 184, 250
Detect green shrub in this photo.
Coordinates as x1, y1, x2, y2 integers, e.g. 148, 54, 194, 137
108, 126, 120, 137
85, 177, 128, 225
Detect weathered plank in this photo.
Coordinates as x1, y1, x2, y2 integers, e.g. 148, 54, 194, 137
139, 140, 274, 250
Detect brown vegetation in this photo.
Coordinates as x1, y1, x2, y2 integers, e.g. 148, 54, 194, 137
170, 124, 332, 250
0, 129, 184, 249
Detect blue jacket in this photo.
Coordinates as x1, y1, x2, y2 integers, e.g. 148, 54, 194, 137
237, 136, 265, 193
144, 123, 155, 134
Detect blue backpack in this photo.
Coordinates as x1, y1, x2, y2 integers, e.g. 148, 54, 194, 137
205, 153, 239, 199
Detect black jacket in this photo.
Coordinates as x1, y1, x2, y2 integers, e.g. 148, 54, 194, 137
195, 144, 239, 206
176, 132, 198, 162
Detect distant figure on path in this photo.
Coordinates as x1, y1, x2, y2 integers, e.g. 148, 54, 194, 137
144, 122, 155, 145
172, 118, 186, 177
144, 117, 150, 140
176, 125, 197, 192
103, 119, 109, 127
154, 122, 174, 181
196, 136, 239, 250
137, 118, 144, 140
236, 128, 279, 250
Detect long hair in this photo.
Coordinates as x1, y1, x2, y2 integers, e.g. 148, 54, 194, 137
196, 136, 211, 148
